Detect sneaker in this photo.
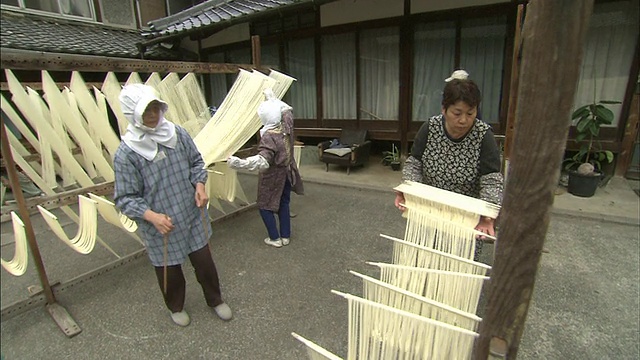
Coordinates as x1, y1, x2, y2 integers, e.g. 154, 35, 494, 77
281, 237, 290, 246
264, 237, 282, 248
213, 303, 233, 321
170, 310, 191, 327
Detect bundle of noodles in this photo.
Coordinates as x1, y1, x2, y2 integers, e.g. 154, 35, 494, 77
395, 181, 499, 260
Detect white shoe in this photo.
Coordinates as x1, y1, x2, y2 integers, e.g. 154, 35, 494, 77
264, 237, 282, 248
281, 237, 290, 246
170, 310, 191, 327
213, 303, 233, 321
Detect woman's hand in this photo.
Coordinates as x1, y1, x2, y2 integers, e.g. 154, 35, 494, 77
394, 192, 406, 212
475, 216, 495, 240
144, 210, 174, 235
195, 182, 208, 208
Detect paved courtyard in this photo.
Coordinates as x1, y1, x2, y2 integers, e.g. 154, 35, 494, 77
1, 170, 638, 359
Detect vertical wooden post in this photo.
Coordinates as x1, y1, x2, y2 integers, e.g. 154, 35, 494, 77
251, 35, 262, 69
0, 115, 56, 305
473, 1, 594, 359
1, 111, 81, 337
252, 35, 262, 145
502, 4, 525, 172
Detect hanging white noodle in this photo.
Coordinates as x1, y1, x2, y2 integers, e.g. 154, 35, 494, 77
366, 261, 488, 315
1, 212, 29, 276
175, 73, 210, 137
101, 72, 129, 136
382, 234, 490, 275
350, 270, 481, 331
332, 290, 477, 360
395, 181, 500, 259
43, 72, 114, 181
87, 193, 142, 245
37, 195, 99, 255
291, 332, 343, 360
69, 72, 120, 159
193, 69, 295, 166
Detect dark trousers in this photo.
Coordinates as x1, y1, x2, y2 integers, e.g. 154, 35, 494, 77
153, 244, 223, 313
259, 178, 291, 240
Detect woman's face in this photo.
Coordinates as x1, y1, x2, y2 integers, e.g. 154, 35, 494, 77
142, 101, 163, 128
442, 101, 477, 139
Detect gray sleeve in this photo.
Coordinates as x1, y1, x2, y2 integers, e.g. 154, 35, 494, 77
227, 155, 270, 171
479, 172, 503, 206
402, 156, 423, 183
478, 129, 504, 205
479, 129, 502, 176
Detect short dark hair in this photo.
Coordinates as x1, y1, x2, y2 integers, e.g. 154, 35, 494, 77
442, 79, 482, 110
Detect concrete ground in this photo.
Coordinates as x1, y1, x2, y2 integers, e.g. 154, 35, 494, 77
1, 147, 638, 359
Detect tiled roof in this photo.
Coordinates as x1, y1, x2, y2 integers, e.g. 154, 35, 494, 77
143, 0, 305, 38
0, 11, 185, 60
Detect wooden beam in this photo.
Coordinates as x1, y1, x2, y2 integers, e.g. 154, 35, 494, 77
0, 49, 271, 74
0, 81, 122, 91
473, 1, 594, 359
0, 148, 84, 167
1, 182, 114, 222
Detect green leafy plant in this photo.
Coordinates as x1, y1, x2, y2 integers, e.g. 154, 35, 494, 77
382, 144, 400, 164
563, 99, 620, 175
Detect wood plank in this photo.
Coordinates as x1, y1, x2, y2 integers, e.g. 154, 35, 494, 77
1, 182, 114, 222
0, 82, 118, 91
1, 49, 272, 74
473, 1, 594, 358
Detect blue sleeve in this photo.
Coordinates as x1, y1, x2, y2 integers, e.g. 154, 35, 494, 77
113, 147, 149, 219
179, 127, 207, 186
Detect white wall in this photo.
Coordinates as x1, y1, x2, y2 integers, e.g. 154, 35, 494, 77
320, 0, 403, 27
182, 23, 251, 52
411, 0, 508, 14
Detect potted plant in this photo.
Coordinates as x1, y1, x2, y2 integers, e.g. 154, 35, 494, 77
382, 144, 401, 171
563, 99, 620, 197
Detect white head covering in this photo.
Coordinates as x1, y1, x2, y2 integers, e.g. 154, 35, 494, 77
119, 84, 177, 161
445, 70, 469, 82
257, 88, 293, 136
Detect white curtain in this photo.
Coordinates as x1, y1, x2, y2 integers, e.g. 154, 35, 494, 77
207, 52, 228, 108
60, 0, 92, 18
322, 33, 357, 119
460, 16, 507, 124
360, 27, 400, 120
24, 0, 59, 12
226, 47, 251, 90
412, 22, 456, 121
286, 38, 317, 119
574, 0, 639, 127
261, 43, 280, 70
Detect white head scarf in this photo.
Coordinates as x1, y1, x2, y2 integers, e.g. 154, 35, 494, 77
257, 88, 292, 136
445, 69, 469, 82
119, 84, 177, 161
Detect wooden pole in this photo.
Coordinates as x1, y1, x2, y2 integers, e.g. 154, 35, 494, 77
251, 35, 262, 69
0, 115, 56, 305
473, 1, 595, 359
502, 4, 525, 167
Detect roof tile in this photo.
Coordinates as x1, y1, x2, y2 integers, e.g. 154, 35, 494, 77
144, 0, 305, 38
1, 11, 185, 60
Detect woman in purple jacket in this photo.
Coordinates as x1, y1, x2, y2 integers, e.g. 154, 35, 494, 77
228, 89, 304, 248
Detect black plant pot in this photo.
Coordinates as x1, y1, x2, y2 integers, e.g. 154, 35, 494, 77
567, 171, 601, 197
390, 162, 401, 171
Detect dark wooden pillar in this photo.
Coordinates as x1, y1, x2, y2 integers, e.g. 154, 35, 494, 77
503, 3, 524, 161
473, 1, 595, 359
